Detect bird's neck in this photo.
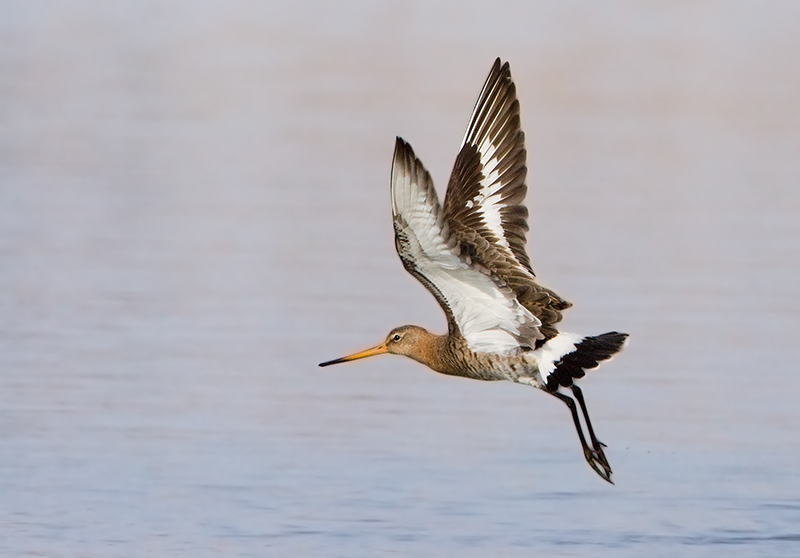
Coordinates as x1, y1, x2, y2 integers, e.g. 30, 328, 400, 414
406, 332, 451, 373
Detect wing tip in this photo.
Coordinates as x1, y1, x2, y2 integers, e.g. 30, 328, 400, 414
490, 57, 511, 80
394, 136, 414, 156
392, 137, 416, 180
391, 135, 435, 218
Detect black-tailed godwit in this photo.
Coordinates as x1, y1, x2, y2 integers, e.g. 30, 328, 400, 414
320, 59, 628, 483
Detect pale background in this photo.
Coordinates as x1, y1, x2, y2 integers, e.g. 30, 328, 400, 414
2, 1, 799, 556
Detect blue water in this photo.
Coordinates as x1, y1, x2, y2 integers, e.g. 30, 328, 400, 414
2, 1, 800, 556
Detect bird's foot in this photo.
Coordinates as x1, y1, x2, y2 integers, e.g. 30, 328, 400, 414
583, 445, 613, 484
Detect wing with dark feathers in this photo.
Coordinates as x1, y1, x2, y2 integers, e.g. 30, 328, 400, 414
391, 137, 544, 353
442, 58, 571, 340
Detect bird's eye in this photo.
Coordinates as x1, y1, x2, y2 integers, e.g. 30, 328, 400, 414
392, 334, 401, 342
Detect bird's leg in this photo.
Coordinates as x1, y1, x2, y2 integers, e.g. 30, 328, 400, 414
570, 385, 611, 471
552, 391, 613, 484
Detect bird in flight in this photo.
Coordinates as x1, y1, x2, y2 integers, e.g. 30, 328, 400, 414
320, 59, 628, 483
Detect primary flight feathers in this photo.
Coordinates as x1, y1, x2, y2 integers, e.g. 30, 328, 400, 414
391, 59, 570, 351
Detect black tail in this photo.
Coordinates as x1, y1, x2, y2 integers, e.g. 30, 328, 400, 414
545, 332, 628, 393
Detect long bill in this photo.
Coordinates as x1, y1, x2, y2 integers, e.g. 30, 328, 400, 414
319, 342, 388, 367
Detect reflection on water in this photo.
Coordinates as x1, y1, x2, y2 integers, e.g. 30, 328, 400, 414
2, 1, 800, 556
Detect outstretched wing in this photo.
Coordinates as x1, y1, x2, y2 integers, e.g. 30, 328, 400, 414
391, 138, 543, 352
442, 58, 571, 339
443, 58, 531, 274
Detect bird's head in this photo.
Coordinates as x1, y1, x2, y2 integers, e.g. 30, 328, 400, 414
319, 325, 435, 367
